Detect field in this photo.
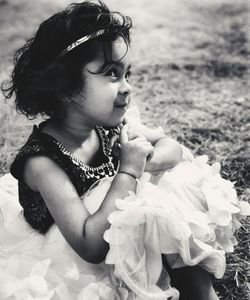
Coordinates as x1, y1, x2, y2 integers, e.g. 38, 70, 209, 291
0, 0, 249, 298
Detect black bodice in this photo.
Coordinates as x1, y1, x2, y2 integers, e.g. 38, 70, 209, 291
10, 122, 119, 234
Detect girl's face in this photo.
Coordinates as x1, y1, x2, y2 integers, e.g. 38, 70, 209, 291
74, 38, 132, 128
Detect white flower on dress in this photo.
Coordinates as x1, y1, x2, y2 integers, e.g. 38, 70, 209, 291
0, 259, 54, 300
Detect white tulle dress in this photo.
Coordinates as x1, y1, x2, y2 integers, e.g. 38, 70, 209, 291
0, 108, 249, 299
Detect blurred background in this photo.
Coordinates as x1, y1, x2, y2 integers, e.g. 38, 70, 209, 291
0, 0, 249, 299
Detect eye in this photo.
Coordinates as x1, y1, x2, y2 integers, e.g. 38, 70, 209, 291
106, 68, 118, 78
125, 70, 131, 80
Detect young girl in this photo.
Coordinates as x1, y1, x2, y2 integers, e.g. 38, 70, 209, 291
0, 1, 248, 299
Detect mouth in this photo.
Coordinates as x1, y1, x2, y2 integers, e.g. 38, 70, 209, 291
115, 104, 128, 108
115, 103, 129, 110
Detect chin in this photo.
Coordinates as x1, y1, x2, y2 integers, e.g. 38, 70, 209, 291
104, 122, 122, 129
102, 116, 125, 128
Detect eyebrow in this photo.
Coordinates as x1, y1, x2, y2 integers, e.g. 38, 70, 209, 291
110, 60, 131, 71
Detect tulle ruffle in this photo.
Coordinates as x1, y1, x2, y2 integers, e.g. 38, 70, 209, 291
0, 175, 132, 300
0, 150, 249, 300
101, 156, 249, 299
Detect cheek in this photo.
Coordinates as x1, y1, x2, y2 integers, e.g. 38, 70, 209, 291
95, 84, 118, 105
80, 79, 118, 112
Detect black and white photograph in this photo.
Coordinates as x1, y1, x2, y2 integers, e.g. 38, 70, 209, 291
0, 0, 249, 299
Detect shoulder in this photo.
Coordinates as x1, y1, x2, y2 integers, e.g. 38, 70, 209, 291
23, 155, 62, 191
10, 123, 68, 182
10, 126, 45, 179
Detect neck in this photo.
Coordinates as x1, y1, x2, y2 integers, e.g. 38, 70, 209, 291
48, 113, 95, 146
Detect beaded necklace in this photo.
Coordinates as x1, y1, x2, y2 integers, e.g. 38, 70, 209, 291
37, 125, 116, 180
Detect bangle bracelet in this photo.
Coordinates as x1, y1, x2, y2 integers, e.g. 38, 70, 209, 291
117, 171, 137, 180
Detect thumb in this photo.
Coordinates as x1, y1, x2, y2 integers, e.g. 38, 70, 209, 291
147, 146, 155, 161
120, 124, 128, 144
109, 134, 119, 148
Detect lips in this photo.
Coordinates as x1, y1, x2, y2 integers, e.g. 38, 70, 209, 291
115, 99, 129, 109
115, 103, 128, 108
114, 96, 130, 112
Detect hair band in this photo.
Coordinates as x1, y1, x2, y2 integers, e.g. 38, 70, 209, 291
59, 29, 105, 57
58, 12, 131, 58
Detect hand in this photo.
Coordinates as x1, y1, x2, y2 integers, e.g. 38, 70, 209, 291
119, 124, 154, 178
144, 137, 183, 173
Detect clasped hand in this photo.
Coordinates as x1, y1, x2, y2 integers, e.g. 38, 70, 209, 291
112, 124, 183, 176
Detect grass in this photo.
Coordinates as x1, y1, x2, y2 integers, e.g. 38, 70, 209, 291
0, 0, 249, 299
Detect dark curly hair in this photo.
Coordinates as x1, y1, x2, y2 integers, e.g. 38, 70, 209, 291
1, 1, 132, 119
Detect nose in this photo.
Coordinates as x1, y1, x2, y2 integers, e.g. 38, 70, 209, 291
119, 77, 132, 95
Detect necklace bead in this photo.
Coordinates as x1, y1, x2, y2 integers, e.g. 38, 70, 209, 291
54, 126, 116, 181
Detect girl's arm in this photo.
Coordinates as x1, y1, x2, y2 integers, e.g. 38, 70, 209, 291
124, 119, 183, 172
23, 125, 154, 264
124, 107, 183, 172
145, 136, 183, 172
24, 156, 137, 264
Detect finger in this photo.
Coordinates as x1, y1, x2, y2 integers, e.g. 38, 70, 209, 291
118, 123, 124, 131
129, 133, 147, 142
123, 117, 129, 125
120, 124, 128, 144
109, 134, 120, 148
142, 144, 155, 156
147, 146, 155, 160
136, 140, 152, 148
133, 137, 148, 144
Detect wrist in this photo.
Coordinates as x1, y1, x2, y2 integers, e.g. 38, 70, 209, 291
118, 166, 141, 179
117, 170, 138, 180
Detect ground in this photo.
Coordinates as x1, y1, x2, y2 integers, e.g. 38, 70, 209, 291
0, 0, 249, 299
